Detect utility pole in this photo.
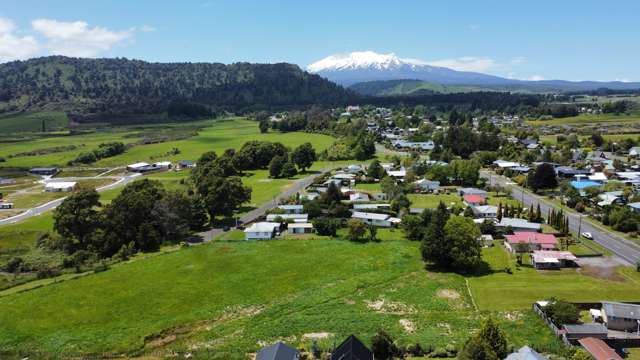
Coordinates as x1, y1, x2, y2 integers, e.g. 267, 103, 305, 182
577, 215, 583, 241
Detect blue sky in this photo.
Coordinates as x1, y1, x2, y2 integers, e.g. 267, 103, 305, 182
1, 0, 639, 81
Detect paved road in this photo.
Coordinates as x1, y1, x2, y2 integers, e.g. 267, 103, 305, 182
482, 170, 640, 265
198, 166, 338, 241
0, 173, 141, 226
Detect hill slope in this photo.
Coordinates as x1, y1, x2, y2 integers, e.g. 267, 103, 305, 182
0, 56, 353, 117
349, 79, 493, 96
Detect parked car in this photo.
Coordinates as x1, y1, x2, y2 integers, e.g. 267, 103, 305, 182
581, 232, 593, 240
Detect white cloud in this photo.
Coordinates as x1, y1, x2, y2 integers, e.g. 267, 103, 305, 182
137, 25, 156, 33
528, 75, 545, 81
426, 56, 497, 73
615, 78, 630, 83
32, 19, 132, 57
0, 17, 40, 62
510, 56, 527, 65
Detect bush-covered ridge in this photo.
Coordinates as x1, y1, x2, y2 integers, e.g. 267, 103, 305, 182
0, 56, 355, 116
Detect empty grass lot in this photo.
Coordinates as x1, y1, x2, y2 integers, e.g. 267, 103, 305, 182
527, 113, 640, 126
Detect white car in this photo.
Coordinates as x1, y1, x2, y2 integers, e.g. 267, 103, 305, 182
581, 232, 593, 240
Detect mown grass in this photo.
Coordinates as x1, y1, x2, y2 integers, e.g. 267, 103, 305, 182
468, 245, 640, 311
0, 112, 69, 133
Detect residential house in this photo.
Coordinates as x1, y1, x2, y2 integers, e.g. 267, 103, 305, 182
562, 324, 608, 343
287, 223, 313, 235
345, 164, 363, 174
479, 234, 494, 247
505, 346, 548, 360
413, 179, 440, 193
351, 211, 400, 227
387, 169, 406, 179
44, 181, 77, 192
277, 204, 304, 214
531, 251, 578, 269
597, 191, 625, 207
588, 172, 608, 183
266, 214, 309, 223
29, 167, 59, 176
330, 335, 373, 360
409, 207, 424, 215
497, 218, 542, 232
244, 222, 280, 240
601, 301, 640, 332
504, 232, 557, 252
471, 205, 498, 219
256, 342, 299, 360
629, 147, 640, 158
577, 337, 623, 360
126, 162, 151, 172
353, 203, 391, 211
556, 166, 590, 179
463, 194, 486, 206
493, 160, 521, 169
457, 188, 488, 197
349, 192, 370, 202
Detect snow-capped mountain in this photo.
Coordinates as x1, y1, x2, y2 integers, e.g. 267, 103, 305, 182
307, 51, 509, 86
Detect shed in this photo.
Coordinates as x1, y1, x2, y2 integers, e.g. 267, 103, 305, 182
287, 223, 313, 234
256, 342, 299, 360
562, 323, 608, 343
330, 335, 373, 360
45, 181, 77, 192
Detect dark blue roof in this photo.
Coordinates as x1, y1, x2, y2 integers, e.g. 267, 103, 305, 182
256, 342, 299, 360
331, 335, 373, 360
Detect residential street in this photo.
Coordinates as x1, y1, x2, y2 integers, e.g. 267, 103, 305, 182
482, 170, 640, 265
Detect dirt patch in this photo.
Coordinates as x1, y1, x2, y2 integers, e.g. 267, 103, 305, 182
437, 289, 461, 300
399, 319, 416, 333
344, 299, 355, 305
144, 305, 264, 350
302, 332, 333, 340
503, 311, 523, 322
365, 298, 416, 315
579, 265, 626, 282
577, 256, 629, 268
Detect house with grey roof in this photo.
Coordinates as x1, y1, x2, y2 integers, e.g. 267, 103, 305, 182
505, 346, 548, 360
256, 342, 299, 360
496, 218, 541, 232
277, 204, 304, 214
601, 301, 640, 332
562, 323, 608, 343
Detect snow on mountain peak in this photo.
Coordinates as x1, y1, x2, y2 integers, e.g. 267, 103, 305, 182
307, 51, 427, 73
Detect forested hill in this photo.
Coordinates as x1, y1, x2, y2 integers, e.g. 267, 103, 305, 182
0, 56, 354, 117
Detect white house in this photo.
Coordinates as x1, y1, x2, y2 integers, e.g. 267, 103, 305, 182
387, 170, 406, 179
349, 192, 370, 202
277, 204, 304, 214
288, 223, 313, 234
45, 181, 77, 192
629, 147, 640, 158
244, 222, 280, 240
353, 203, 391, 211
413, 179, 440, 192
126, 162, 150, 172
266, 214, 309, 223
154, 161, 172, 170
496, 217, 541, 232
345, 164, 363, 174
471, 205, 498, 219
351, 211, 400, 227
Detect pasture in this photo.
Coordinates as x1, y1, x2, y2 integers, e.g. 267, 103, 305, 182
0, 112, 69, 134
0, 237, 563, 358
527, 113, 640, 126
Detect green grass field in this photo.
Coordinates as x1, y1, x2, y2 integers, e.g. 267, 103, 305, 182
527, 113, 640, 126
0, 237, 565, 358
0, 112, 69, 134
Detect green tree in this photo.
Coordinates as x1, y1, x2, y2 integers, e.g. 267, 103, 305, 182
371, 329, 397, 360
269, 155, 286, 178
458, 336, 498, 360
367, 159, 385, 179
391, 194, 411, 212
368, 224, 378, 242
545, 298, 580, 325
571, 349, 593, 360
527, 163, 558, 191
347, 219, 367, 242
258, 119, 269, 133
53, 188, 102, 253
444, 216, 482, 271
477, 318, 508, 359
421, 201, 450, 265
291, 142, 317, 172
196, 176, 251, 220
401, 214, 424, 241
280, 161, 298, 178
313, 217, 339, 236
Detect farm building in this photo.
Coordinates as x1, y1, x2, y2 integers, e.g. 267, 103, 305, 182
0, 202, 13, 209
504, 232, 558, 252
351, 211, 400, 227
45, 181, 77, 192
601, 302, 640, 332
330, 335, 373, 360
277, 204, 304, 214
29, 167, 59, 176
244, 222, 280, 240
496, 218, 541, 232
256, 342, 299, 360
287, 223, 313, 234
531, 251, 578, 269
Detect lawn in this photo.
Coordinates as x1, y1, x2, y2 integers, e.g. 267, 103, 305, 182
0, 237, 563, 358
467, 245, 640, 311
408, 193, 461, 209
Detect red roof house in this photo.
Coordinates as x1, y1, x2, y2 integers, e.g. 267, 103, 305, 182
463, 194, 485, 206
504, 232, 558, 252
578, 337, 622, 360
